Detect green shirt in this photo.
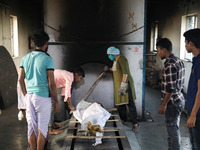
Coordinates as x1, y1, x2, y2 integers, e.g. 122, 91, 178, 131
20, 50, 54, 97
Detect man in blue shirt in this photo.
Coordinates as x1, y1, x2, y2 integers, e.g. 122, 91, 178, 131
156, 38, 185, 150
19, 31, 59, 150
184, 28, 200, 150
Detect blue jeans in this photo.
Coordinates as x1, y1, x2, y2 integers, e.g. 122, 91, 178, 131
188, 113, 200, 150
165, 100, 185, 150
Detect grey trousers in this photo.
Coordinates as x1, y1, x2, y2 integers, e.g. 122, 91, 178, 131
165, 100, 185, 150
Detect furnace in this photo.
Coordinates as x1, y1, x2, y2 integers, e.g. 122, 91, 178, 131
0, 46, 18, 109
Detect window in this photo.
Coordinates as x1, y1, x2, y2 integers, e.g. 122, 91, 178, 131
10, 15, 19, 57
180, 14, 197, 61
150, 21, 158, 52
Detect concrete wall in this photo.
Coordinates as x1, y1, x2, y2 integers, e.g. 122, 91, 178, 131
0, 1, 42, 69
147, 0, 200, 93
0, 1, 43, 108
45, 0, 145, 117
119, 0, 144, 42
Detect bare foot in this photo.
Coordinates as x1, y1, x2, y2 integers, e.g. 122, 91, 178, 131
54, 124, 64, 129
49, 129, 63, 135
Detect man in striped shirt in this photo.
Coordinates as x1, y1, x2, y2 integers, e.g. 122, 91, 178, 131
156, 38, 185, 150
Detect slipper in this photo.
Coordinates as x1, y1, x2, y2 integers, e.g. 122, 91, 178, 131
49, 129, 64, 135
132, 124, 140, 132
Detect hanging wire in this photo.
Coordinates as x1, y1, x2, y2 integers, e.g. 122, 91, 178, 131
43, 21, 144, 39
42, 21, 61, 33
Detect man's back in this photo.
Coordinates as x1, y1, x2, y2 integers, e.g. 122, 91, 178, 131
21, 50, 54, 97
54, 69, 73, 88
54, 69, 74, 101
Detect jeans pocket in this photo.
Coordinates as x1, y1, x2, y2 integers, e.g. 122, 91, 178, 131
166, 103, 182, 125
174, 101, 185, 113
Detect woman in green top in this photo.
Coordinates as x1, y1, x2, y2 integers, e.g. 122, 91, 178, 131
106, 46, 139, 132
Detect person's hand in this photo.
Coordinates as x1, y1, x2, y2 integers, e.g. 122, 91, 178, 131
68, 105, 76, 111
103, 66, 110, 72
118, 82, 128, 95
158, 104, 167, 114
71, 106, 76, 111
54, 101, 59, 113
187, 115, 196, 127
19, 109, 26, 112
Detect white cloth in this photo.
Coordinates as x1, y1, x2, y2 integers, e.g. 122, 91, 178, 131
17, 80, 26, 109
18, 111, 23, 121
25, 94, 51, 140
73, 100, 111, 146
112, 61, 117, 71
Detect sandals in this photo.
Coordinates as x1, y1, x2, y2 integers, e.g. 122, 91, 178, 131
132, 124, 140, 132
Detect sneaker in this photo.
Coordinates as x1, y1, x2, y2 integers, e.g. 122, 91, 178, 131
132, 124, 140, 132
